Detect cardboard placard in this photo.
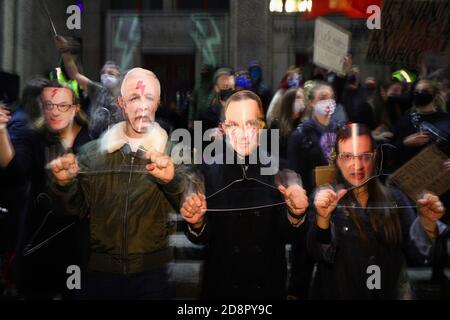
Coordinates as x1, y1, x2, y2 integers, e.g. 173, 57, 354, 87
315, 165, 336, 187
388, 144, 450, 201
366, 0, 450, 67
313, 17, 351, 75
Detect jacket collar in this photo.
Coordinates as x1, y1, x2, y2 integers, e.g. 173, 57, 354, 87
99, 121, 168, 154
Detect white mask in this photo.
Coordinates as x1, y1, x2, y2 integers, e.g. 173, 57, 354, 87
314, 99, 336, 117
293, 99, 306, 113
101, 74, 119, 89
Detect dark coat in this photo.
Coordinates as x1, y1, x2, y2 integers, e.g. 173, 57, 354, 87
186, 146, 306, 300
3, 123, 91, 298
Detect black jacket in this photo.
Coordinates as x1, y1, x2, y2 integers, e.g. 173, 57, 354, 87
185, 146, 306, 300
307, 186, 447, 299
287, 118, 342, 195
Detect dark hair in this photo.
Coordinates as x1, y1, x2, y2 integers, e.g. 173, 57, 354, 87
101, 61, 121, 75
334, 124, 402, 247
274, 88, 302, 145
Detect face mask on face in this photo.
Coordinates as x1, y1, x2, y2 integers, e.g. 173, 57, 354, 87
101, 74, 119, 89
413, 92, 434, 107
293, 99, 306, 113
287, 74, 301, 88
219, 88, 235, 102
314, 99, 336, 117
249, 68, 262, 83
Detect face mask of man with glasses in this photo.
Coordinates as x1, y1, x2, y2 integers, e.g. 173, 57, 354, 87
222, 96, 263, 158
41, 86, 80, 133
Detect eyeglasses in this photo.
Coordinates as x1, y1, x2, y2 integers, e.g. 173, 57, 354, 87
337, 152, 374, 163
42, 103, 74, 112
222, 120, 262, 134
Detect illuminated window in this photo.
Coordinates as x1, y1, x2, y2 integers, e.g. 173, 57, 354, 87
285, 0, 298, 13
269, 0, 283, 12
269, 0, 312, 13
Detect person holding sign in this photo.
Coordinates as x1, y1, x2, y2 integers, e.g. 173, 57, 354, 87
391, 79, 450, 223
180, 90, 308, 300
287, 81, 343, 194
308, 123, 447, 299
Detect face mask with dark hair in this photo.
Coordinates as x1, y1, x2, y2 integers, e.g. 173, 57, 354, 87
219, 88, 235, 102
293, 99, 306, 113
287, 74, 301, 88
101, 74, 119, 89
413, 91, 434, 107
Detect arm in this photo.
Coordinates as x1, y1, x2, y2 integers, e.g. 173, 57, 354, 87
307, 187, 347, 263
54, 35, 91, 92
407, 193, 447, 265
0, 105, 14, 168
180, 192, 209, 245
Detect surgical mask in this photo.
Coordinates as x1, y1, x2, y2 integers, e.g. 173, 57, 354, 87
101, 74, 119, 89
219, 88, 235, 102
287, 74, 301, 88
235, 75, 252, 89
413, 92, 434, 107
293, 99, 306, 113
314, 99, 336, 117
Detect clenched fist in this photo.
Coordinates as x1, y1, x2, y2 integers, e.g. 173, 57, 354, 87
146, 149, 175, 183
278, 184, 308, 218
180, 193, 207, 229
314, 187, 347, 229
49, 153, 80, 186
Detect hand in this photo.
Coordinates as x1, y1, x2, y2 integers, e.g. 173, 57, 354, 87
373, 131, 393, 142
278, 184, 308, 217
417, 192, 445, 223
443, 158, 450, 172
314, 187, 347, 229
342, 54, 353, 75
180, 193, 207, 229
403, 132, 431, 147
146, 149, 175, 183
0, 103, 11, 131
49, 153, 80, 186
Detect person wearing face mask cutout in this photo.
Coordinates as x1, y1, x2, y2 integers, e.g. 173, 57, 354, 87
54, 35, 123, 139
287, 81, 343, 195
180, 90, 309, 300
48, 68, 188, 299
308, 123, 447, 299
391, 79, 450, 224
0, 79, 91, 299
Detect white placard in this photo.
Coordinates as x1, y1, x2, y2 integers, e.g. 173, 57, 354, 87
313, 17, 351, 75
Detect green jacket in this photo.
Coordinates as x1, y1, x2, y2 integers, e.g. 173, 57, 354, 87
50, 122, 187, 274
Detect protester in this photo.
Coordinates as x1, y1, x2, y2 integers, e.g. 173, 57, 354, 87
48, 68, 187, 299
308, 123, 447, 299
180, 90, 308, 299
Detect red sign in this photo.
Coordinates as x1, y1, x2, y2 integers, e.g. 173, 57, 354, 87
305, 0, 383, 19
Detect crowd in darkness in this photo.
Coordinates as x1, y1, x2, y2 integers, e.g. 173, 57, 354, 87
0, 34, 449, 300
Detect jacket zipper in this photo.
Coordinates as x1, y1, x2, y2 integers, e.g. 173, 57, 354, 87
122, 153, 135, 274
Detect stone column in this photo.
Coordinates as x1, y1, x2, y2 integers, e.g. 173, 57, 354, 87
229, 0, 271, 82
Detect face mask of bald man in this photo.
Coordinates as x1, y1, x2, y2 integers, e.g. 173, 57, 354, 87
118, 68, 161, 138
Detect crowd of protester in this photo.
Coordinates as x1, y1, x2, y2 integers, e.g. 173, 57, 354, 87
0, 35, 449, 300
